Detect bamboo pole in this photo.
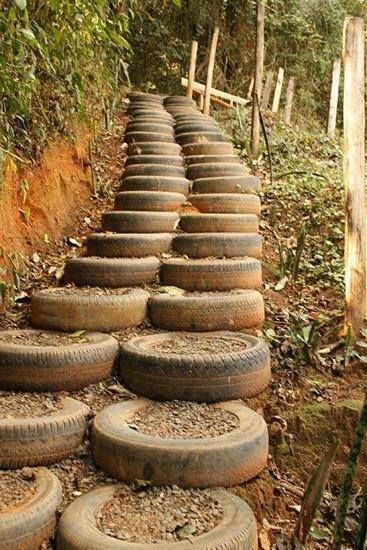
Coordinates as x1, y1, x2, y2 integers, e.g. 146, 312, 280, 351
251, 0, 265, 159
203, 27, 219, 115
186, 40, 198, 98
343, 17, 366, 340
327, 58, 341, 136
284, 77, 296, 124
261, 70, 273, 110
271, 67, 284, 113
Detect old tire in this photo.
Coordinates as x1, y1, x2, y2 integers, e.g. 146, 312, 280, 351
125, 123, 173, 135
125, 155, 183, 167
161, 258, 262, 290
121, 176, 190, 196
57, 486, 257, 550
121, 332, 270, 401
193, 176, 260, 194
31, 288, 149, 332
180, 214, 259, 233
102, 211, 179, 233
124, 132, 175, 144
123, 164, 185, 178
185, 154, 241, 165
173, 233, 262, 258
175, 123, 219, 134
127, 142, 181, 156
87, 233, 173, 258
64, 257, 160, 288
0, 330, 119, 392
91, 398, 268, 487
182, 142, 234, 156
187, 163, 248, 181
0, 397, 89, 469
114, 191, 186, 212
150, 289, 265, 331
176, 132, 226, 146
189, 193, 261, 215
0, 468, 62, 550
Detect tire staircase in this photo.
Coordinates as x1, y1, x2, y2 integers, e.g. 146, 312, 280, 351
0, 92, 271, 549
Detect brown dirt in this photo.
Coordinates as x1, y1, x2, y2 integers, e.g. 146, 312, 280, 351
0, 469, 37, 514
96, 484, 223, 544
150, 334, 249, 355
0, 330, 90, 346
0, 391, 62, 419
129, 401, 239, 439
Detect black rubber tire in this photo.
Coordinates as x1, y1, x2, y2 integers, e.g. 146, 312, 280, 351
125, 155, 184, 167
173, 233, 262, 258
176, 132, 226, 146
87, 233, 173, 258
125, 123, 174, 135
175, 123, 219, 134
161, 258, 262, 291
128, 92, 163, 102
187, 163, 249, 181
164, 96, 196, 106
0, 330, 119, 392
193, 176, 261, 194
127, 142, 181, 156
124, 132, 175, 144
57, 486, 257, 549
64, 257, 160, 288
128, 117, 174, 125
0, 397, 89, 468
121, 176, 190, 196
123, 163, 185, 178
102, 211, 179, 233
182, 142, 234, 156
0, 468, 62, 550
174, 113, 213, 122
121, 332, 271, 402
114, 191, 186, 212
91, 398, 268, 487
189, 193, 261, 215
31, 288, 149, 332
129, 108, 172, 117
185, 154, 241, 165
150, 289, 265, 331
180, 213, 259, 233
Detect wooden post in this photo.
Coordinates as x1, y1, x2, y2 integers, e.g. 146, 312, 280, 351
271, 67, 284, 113
284, 77, 296, 124
198, 92, 204, 111
327, 58, 341, 136
343, 17, 366, 340
251, 0, 265, 159
187, 40, 198, 98
203, 26, 219, 115
261, 70, 273, 110
247, 76, 254, 100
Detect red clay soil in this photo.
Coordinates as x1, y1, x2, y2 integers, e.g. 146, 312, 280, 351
0, 126, 92, 265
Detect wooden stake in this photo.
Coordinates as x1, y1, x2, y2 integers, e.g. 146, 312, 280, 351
327, 58, 341, 136
198, 92, 204, 111
284, 77, 296, 124
186, 40, 198, 98
343, 17, 366, 340
247, 76, 254, 100
251, 0, 265, 159
271, 67, 284, 113
203, 27, 219, 115
261, 70, 273, 110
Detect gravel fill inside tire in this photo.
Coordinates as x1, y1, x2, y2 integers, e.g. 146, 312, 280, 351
0, 397, 90, 468
31, 288, 149, 332
173, 233, 262, 259
64, 257, 160, 288
0, 468, 62, 550
161, 258, 262, 291
150, 289, 265, 331
87, 233, 173, 258
91, 398, 268, 487
121, 331, 270, 402
121, 176, 190, 196
114, 191, 186, 212
57, 485, 257, 550
193, 176, 260, 194
188, 193, 261, 215
102, 211, 179, 233
0, 330, 119, 392
180, 213, 259, 233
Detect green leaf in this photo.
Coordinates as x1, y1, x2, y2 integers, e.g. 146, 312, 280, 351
172, 0, 182, 6
71, 330, 86, 338
13, 0, 27, 9
21, 28, 36, 40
